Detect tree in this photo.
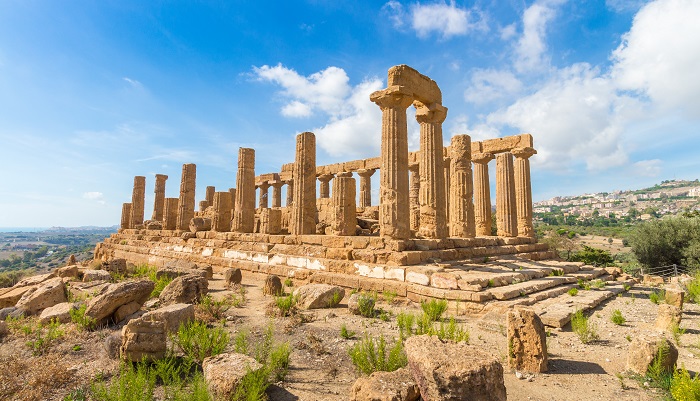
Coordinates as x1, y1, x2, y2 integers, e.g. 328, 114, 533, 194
570, 245, 614, 266
629, 215, 700, 269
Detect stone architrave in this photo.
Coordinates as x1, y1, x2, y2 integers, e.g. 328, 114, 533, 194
257, 181, 270, 209
512, 147, 537, 238
318, 174, 334, 199
232, 148, 256, 233
496, 153, 518, 237
284, 179, 293, 207
415, 102, 447, 239
163, 198, 179, 230
259, 208, 282, 234
449, 135, 476, 238
130, 176, 146, 228
290, 132, 317, 235
121, 203, 132, 229
152, 174, 168, 222
212, 191, 233, 232
330, 172, 357, 236
270, 180, 284, 208
176, 164, 196, 231
356, 169, 376, 208
472, 152, 495, 236
409, 165, 420, 232
370, 88, 413, 240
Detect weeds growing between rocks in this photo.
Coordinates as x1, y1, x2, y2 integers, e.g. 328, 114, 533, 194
570, 309, 599, 344
348, 333, 406, 375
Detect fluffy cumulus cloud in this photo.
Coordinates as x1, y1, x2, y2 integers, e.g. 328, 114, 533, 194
631, 159, 663, 177
464, 69, 523, 104
514, 0, 564, 73
384, 1, 487, 39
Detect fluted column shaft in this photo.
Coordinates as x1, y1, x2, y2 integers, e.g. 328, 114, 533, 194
284, 180, 294, 207
176, 164, 196, 231
130, 176, 146, 228
212, 191, 232, 232
290, 132, 317, 235
318, 174, 334, 199
472, 153, 494, 236
163, 198, 179, 230
496, 153, 518, 237
258, 181, 270, 209
232, 149, 255, 233
228, 188, 236, 220
371, 90, 413, 239
444, 159, 451, 225
356, 169, 376, 208
449, 135, 475, 238
408, 165, 420, 232
152, 174, 168, 222
416, 103, 447, 239
270, 181, 284, 208
121, 203, 132, 229
512, 147, 537, 237
330, 172, 356, 236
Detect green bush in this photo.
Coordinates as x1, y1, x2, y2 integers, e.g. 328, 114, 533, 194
198, 295, 231, 321
172, 321, 229, 365
671, 366, 700, 401
570, 310, 599, 344
92, 362, 156, 401
421, 299, 447, 322
685, 271, 700, 303
650, 290, 665, 304
610, 309, 626, 325
570, 245, 614, 266
348, 333, 407, 375
274, 294, 297, 317
340, 324, 355, 339
567, 288, 579, 296
630, 215, 700, 269
646, 341, 674, 391
357, 293, 376, 318
70, 303, 97, 331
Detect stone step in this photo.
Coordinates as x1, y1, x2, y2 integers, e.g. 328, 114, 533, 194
485, 276, 577, 301
568, 268, 607, 281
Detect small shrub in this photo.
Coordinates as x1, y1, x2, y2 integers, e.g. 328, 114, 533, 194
671, 322, 686, 345
567, 288, 579, 296
198, 295, 231, 321
70, 303, 97, 331
421, 299, 448, 322
625, 335, 632, 342
591, 279, 606, 289
382, 290, 398, 304
275, 294, 297, 317
397, 312, 415, 340
340, 324, 355, 339
26, 319, 64, 356
328, 291, 342, 308
348, 333, 407, 375
173, 321, 229, 365
357, 293, 377, 318
577, 278, 591, 290
283, 278, 293, 288
487, 279, 495, 287
435, 317, 470, 343
623, 283, 631, 291
549, 269, 564, 276
233, 330, 248, 355
671, 366, 700, 401
650, 290, 665, 304
63, 388, 88, 401
230, 287, 247, 308
646, 341, 673, 391
570, 310, 599, 344
610, 309, 626, 325
171, 373, 212, 401
91, 362, 156, 401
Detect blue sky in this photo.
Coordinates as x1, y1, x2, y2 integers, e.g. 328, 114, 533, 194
1, 0, 698, 227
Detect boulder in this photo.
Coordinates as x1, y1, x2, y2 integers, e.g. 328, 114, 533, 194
293, 284, 345, 309
348, 293, 375, 316
120, 316, 166, 362
655, 304, 682, 330
0, 307, 19, 321
350, 367, 420, 401
39, 302, 79, 324
665, 286, 685, 309
507, 308, 548, 373
189, 217, 212, 232
142, 303, 195, 334
262, 275, 283, 296
102, 259, 127, 274
145, 220, 163, 230
0, 285, 36, 309
224, 268, 242, 287
14, 272, 57, 287
200, 265, 214, 280
83, 270, 112, 282
626, 336, 678, 375
159, 274, 208, 305
68, 254, 76, 265
155, 261, 207, 281
56, 265, 79, 279
15, 277, 67, 315
85, 279, 154, 325
114, 301, 142, 323
104, 332, 122, 359
202, 353, 263, 399
404, 335, 506, 401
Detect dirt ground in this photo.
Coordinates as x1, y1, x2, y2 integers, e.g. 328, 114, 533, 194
1, 271, 698, 401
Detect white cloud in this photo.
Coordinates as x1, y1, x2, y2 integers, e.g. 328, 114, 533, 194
464, 69, 523, 104
446, 115, 501, 143
281, 100, 312, 118
514, 1, 564, 73
83, 191, 106, 204
500, 23, 517, 40
384, 1, 487, 39
382, 1, 406, 29
606, 0, 649, 13
122, 77, 143, 89
631, 159, 662, 177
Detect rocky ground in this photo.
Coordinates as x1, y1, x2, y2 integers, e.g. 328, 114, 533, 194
0, 268, 698, 401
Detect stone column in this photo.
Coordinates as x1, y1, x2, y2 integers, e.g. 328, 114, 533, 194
496, 152, 518, 237
121, 203, 132, 229
415, 103, 447, 239
212, 191, 232, 232
472, 153, 494, 236
257, 181, 270, 209
512, 147, 537, 238
284, 179, 294, 207
232, 148, 256, 233
270, 180, 284, 208
199, 200, 209, 213
152, 174, 168, 222
449, 135, 476, 238
163, 198, 179, 230
330, 172, 357, 236
205, 186, 215, 208
130, 176, 146, 228
444, 159, 451, 224
356, 169, 376, 208
409, 165, 420, 232
176, 164, 196, 231
370, 89, 413, 239
228, 188, 236, 218
318, 174, 334, 199
290, 132, 317, 235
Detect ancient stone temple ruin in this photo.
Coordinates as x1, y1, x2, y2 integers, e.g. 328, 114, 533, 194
97, 65, 628, 317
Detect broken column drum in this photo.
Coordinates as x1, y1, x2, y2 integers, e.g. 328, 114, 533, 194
121, 203, 132, 229
152, 174, 168, 222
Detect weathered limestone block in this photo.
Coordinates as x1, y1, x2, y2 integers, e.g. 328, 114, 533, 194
655, 303, 682, 330
200, 264, 214, 280
472, 152, 495, 236
189, 217, 212, 232
39, 302, 78, 324
102, 258, 127, 274
83, 269, 112, 282
163, 198, 179, 230
202, 353, 263, 400
416, 102, 447, 239
507, 308, 548, 373
290, 132, 317, 235
104, 333, 122, 359
665, 286, 685, 309
176, 163, 197, 231
626, 336, 678, 375
496, 153, 517, 237
114, 301, 142, 323
145, 220, 163, 230
205, 185, 215, 207
120, 316, 167, 362
260, 208, 282, 234
152, 174, 168, 222
85, 279, 154, 325
293, 284, 345, 309
224, 268, 242, 288
159, 274, 208, 305
404, 335, 506, 401
156, 260, 207, 280
56, 264, 79, 278
142, 303, 194, 334
121, 203, 132, 229
15, 277, 67, 315
130, 176, 146, 228
262, 275, 283, 296
449, 134, 475, 238
350, 367, 420, 401
330, 172, 357, 236
233, 148, 256, 233
212, 191, 233, 232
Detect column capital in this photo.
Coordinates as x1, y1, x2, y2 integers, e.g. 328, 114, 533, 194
408, 164, 420, 173
511, 147, 537, 159
283, 178, 293, 185
256, 180, 270, 189
318, 173, 335, 183
356, 169, 376, 178
269, 180, 284, 188
472, 152, 495, 164
370, 86, 414, 110
336, 171, 353, 178
414, 102, 447, 124
155, 174, 168, 180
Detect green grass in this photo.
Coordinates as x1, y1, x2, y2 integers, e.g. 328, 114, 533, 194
128, 264, 172, 298
356, 292, 377, 318
172, 320, 229, 365
274, 294, 297, 317
568, 288, 579, 296
650, 290, 665, 304
570, 310, 599, 344
686, 271, 700, 303
421, 299, 448, 322
198, 295, 231, 321
610, 309, 626, 325
340, 324, 355, 339
382, 290, 397, 304
26, 319, 64, 356
348, 333, 407, 375
92, 362, 156, 401
70, 303, 97, 331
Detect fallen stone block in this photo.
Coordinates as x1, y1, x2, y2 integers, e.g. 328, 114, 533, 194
83, 270, 112, 282
159, 274, 208, 305
350, 366, 420, 401
507, 308, 548, 373
85, 279, 154, 325
202, 353, 263, 400
15, 277, 67, 315
626, 336, 678, 375
120, 316, 166, 362
224, 268, 242, 287
142, 303, 194, 334
39, 302, 79, 324
293, 284, 345, 309
262, 275, 283, 296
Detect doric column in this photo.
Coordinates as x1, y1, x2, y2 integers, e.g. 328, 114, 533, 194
512, 147, 537, 237
318, 174, 334, 199
270, 180, 284, 208
290, 132, 317, 235
130, 176, 146, 228
205, 186, 215, 208
330, 172, 357, 236
176, 164, 196, 231
257, 181, 270, 209
199, 200, 209, 213
228, 188, 236, 219
212, 191, 232, 232
449, 135, 476, 238
444, 158, 451, 225
152, 174, 168, 222
163, 198, 179, 230
415, 103, 447, 239
356, 169, 376, 208
284, 179, 294, 207
496, 152, 518, 237
121, 203, 132, 229
472, 153, 494, 236
232, 148, 255, 233
370, 88, 413, 239
409, 165, 420, 232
